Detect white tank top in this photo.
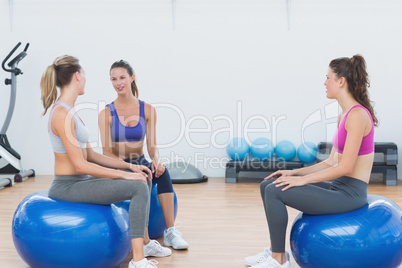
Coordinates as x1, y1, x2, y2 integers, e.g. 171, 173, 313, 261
48, 101, 89, 154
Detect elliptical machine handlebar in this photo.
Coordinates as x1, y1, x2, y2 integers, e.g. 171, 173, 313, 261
2, 42, 21, 72
2, 42, 29, 75
23, 43, 30, 52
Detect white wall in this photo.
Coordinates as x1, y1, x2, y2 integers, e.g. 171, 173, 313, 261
0, 0, 401, 178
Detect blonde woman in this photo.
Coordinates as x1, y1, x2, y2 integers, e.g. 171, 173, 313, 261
41, 55, 158, 268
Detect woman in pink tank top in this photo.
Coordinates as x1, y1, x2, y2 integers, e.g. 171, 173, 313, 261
247, 55, 379, 268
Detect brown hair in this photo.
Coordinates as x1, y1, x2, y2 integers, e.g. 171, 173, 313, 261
110, 60, 139, 98
329, 55, 378, 126
40, 55, 81, 115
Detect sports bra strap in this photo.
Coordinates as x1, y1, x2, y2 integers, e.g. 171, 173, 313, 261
48, 102, 68, 131
48, 101, 80, 133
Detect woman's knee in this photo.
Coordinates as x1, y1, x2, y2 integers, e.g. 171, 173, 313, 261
154, 171, 174, 194
260, 179, 271, 190
264, 183, 284, 200
260, 179, 274, 197
157, 168, 170, 180
128, 181, 150, 200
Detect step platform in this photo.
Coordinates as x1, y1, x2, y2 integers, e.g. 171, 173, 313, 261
225, 158, 305, 183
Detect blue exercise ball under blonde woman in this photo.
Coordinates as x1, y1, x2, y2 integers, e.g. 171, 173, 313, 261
98, 60, 189, 261
245, 55, 378, 268
41, 56, 159, 268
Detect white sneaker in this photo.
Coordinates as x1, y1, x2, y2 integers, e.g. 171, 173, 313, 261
163, 227, 189, 250
129, 258, 158, 268
143, 240, 172, 257
245, 248, 290, 266
250, 256, 290, 268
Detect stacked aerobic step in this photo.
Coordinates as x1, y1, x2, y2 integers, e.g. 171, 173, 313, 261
225, 158, 304, 183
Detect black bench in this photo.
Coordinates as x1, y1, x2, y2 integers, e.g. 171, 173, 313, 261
225, 158, 304, 183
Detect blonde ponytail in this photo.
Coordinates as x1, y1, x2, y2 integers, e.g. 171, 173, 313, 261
40, 55, 81, 115
40, 65, 58, 115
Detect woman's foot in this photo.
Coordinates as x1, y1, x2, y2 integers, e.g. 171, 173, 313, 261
144, 240, 172, 257
129, 258, 158, 268
245, 248, 272, 266
250, 256, 290, 268
245, 249, 289, 266
163, 227, 189, 250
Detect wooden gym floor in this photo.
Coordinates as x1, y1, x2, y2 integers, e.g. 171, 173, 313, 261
0, 176, 401, 268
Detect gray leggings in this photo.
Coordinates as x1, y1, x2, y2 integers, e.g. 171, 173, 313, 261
260, 176, 368, 252
49, 175, 152, 239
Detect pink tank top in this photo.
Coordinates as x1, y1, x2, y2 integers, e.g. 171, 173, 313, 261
332, 105, 374, 155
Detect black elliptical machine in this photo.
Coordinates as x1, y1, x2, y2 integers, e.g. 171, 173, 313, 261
0, 42, 35, 190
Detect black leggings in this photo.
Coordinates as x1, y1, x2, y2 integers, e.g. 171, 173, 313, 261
124, 155, 174, 194
260, 176, 368, 252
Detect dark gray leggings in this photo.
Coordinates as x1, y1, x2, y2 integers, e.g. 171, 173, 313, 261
260, 176, 368, 252
49, 175, 152, 239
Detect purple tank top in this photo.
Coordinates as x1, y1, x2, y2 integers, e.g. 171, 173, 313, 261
106, 100, 146, 143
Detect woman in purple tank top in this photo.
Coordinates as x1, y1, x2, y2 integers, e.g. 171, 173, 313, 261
99, 60, 189, 260
245, 55, 379, 268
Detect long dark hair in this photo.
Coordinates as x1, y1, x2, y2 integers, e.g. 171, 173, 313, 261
329, 55, 378, 126
110, 60, 139, 98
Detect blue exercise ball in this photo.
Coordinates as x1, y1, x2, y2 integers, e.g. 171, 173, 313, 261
297, 142, 317, 163
115, 182, 178, 239
226, 137, 250, 160
275, 140, 296, 161
250, 137, 275, 160
12, 191, 131, 268
290, 194, 402, 268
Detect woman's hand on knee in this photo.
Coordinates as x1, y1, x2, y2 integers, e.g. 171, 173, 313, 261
151, 161, 165, 178
123, 172, 148, 183
273, 176, 306, 191
264, 170, 294, 180
129, 165, 153, 181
